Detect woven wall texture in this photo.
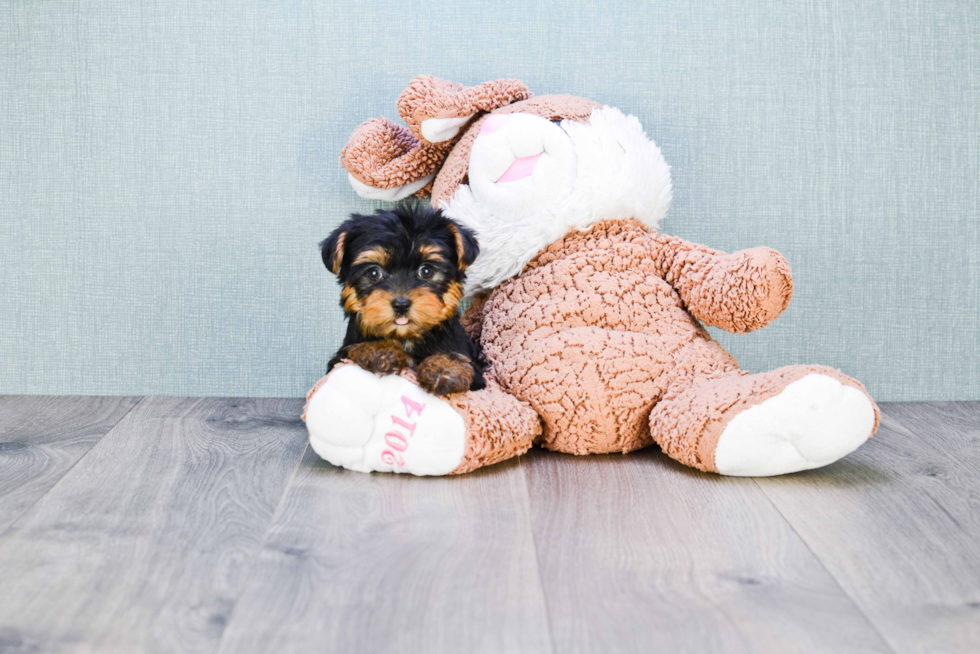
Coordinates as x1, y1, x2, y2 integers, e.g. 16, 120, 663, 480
1, 0, 977, 400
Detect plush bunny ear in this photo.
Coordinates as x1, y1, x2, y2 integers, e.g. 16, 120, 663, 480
341, 117, 447, 199
397, 75, 532, 144
341, 76, 532, 200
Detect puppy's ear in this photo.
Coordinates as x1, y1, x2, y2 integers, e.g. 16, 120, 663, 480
320, 228, 347, 275
447, 222, 479, 270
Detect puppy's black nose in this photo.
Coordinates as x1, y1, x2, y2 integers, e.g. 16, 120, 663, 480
391, 297, 412, 315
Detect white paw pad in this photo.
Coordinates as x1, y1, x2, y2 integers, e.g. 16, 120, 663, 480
305, 366, 466, 476
714, 374, 876, 477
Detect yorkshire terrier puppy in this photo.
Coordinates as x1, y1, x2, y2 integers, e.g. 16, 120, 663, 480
320, 204, 486, 396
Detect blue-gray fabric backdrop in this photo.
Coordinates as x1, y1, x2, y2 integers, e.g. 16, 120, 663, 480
1, 0, 977, 400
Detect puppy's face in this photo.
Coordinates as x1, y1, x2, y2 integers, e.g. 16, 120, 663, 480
343, 238, 460, 340
321, 206, 478, 340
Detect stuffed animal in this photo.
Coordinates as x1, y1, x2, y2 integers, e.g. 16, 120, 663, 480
303, 75, 879, 477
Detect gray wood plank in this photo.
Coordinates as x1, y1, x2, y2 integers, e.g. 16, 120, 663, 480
879, 402, 980, 471
523, 449, 891, 654
755, 404, 980, 653
0, 396, 308, 654
0, 395, 141, 535
215, 452, 554, 654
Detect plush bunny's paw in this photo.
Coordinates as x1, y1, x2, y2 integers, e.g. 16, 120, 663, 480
713, 374, 876, 476
304, 365, 465, 475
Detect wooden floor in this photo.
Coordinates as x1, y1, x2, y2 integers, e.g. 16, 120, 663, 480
0, 398, 978, 653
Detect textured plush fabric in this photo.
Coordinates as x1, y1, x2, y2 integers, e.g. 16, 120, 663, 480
469, 219, 877, 464
340, 117, 448, 191
444, 376, 541, 475
396, 76, 531, 139
1, 0, 977, 399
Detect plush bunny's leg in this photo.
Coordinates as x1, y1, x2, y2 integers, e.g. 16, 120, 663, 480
303, 364, 539, 476
492, 326, 682, 456
711, 371, 878, 476
441, 377, 542, 474
649, 355, 879, 476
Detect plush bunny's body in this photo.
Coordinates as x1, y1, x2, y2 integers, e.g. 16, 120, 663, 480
303, 76, 878, 477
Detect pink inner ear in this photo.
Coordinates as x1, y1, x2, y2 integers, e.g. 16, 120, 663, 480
496, 153, 542, 183
480, 114, 512, 134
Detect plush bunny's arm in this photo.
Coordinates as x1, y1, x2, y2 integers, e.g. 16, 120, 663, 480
651, 234, 793, 334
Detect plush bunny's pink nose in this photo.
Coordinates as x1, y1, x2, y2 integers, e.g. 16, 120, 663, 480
479, 114, 542, 182
480, 114, 512, 134
496, 153, 542, 183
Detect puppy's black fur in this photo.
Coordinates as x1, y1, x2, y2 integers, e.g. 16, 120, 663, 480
320, 203, 485, 395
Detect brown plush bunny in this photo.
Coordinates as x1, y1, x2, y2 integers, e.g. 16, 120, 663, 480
304, 75, 879, 477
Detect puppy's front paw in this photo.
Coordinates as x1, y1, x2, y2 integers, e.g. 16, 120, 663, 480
417, 354, 474, 396
348, 341, 410, 375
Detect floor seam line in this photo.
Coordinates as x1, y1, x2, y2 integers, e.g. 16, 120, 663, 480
0, 395, 146, 541
519, 455, 560, 654
752, 477, 899, 654
880, 403, 980, 483
210, 439, 309, 654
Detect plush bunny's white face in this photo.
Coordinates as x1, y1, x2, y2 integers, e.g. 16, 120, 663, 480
442, 106, 674, 296
467, 113, 578, 220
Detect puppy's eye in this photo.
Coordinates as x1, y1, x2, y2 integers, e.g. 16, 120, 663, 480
366, 266, 384, 282
418, 264, 435, 280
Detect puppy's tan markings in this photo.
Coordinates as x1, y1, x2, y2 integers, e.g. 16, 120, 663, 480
419, 243, 448, 264
341, 284, 363, 314
359, 289, 397, 336
406, 287, 446, 334
353, 247, 389, 267
331, 233, 346, 274
439, 281, 463, 320
446, 224, 468, 269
